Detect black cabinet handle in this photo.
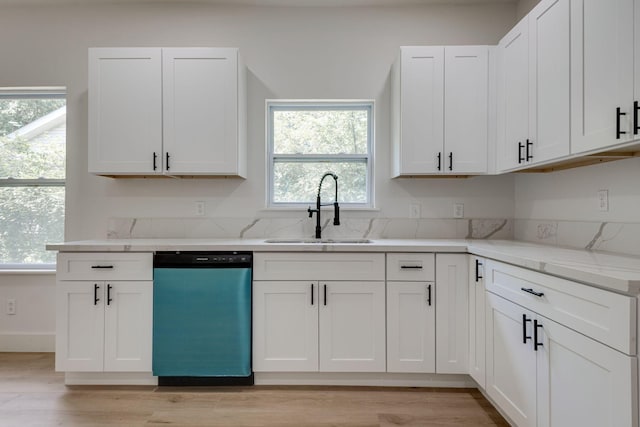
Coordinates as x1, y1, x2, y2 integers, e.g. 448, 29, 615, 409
437, 152, 442, 171
475, 259, 483, 282
448, 152, 453, 171
166, 152, 170, 170
521, 287, 544, 298
522, 314, 532, 344
400, 265, 422, 270
427, 284, 432, 306
518, 142, 525, 164
323, 284, 327, 306
93, 284, 100, 306
616, 107, 627, 139
534, 319, 543, 351
153, 152, 158, 171
311, 283, 314, 306
91, 265, 113, 269
526, 139, 533, 161
634, 101, 639, 135
107, 284, 113, 305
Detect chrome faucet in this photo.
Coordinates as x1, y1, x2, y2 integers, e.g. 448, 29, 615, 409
307, 172, 340, 239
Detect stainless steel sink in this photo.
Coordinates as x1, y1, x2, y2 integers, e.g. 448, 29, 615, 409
264, 238, 372, 244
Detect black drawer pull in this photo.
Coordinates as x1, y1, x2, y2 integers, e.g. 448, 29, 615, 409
107, 284, 113, 306
475, 259, 483, 282
91, 265, 114, 269
518, 142, 525, 164
634, 101, 639, 135
526, 139, 533, 161
448, 152, 453, 171
521, 287, 544, 298
437, 152, 442, 171
311, 283, 314, 306
323, 284, 327, 306
427, 284, 432, 306
400, 265, 423, 270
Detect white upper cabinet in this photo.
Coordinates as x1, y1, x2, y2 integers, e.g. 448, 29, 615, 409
89, 47, 246, 177
497, 0, 570, 171
88, 48, 163, 175
392, 45, 489, 176
571, 0, 636, 154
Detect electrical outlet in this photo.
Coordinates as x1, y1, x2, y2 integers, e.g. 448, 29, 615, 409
409, 203, 421, 219
6, 299, 15, 315
597, 190, 609, 212
453, 203, 464, 218
195, 201, 206, 217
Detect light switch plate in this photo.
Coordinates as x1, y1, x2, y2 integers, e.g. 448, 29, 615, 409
597, 190, 609, 212
453, 203, 464, 218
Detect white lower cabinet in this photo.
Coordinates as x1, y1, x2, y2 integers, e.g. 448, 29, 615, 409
252, 253, 386, 373
468, 256, 486, 388
55, 253, 153, 373
386, 281, 435, 373
56, 281, 153, 372
435, 254, 469, 374
253, 280, 385, 372
485, 259, 638, 427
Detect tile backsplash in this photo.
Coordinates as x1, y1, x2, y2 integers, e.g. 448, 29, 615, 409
108, 217, 513, 241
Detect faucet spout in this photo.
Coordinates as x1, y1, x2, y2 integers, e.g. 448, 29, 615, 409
308, 172, 340, 239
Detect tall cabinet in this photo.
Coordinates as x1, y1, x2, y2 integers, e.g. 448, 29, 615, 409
89, 47, 247, 177
497, 0, 570, 171
392, 45, 489, 176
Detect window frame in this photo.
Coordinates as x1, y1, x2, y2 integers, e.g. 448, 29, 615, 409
266, 99, 374, 209
0, 87, 66, 270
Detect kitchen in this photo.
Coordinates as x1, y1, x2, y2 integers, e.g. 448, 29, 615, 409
1, 0, 639, 425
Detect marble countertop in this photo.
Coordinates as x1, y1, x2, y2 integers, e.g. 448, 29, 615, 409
46, 238, 640, 295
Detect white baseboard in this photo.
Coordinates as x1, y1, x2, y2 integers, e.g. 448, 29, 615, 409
0, 333, 55, 352
254, 372, 476, 388
65, 372, 158, 386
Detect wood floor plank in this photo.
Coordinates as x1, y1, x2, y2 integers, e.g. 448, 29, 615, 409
0, 353, 508, 426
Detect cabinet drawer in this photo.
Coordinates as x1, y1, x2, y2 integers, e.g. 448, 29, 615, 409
486, 259, 636, 355
253, 253, 384, 281
386, 253, 435, 281
57, 252, 153, 281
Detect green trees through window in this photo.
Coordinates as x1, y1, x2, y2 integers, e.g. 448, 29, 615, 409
268, 102, 373, 206
0, 93, 66, 266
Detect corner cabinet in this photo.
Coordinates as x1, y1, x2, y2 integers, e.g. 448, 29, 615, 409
252, 253, 386, 373
497, 0, 570, 171
55, 252, 153, 373
468, 256, 485, 388
391, 45, 490, 176
485, 259, 638, 427
88, 47, 247, 177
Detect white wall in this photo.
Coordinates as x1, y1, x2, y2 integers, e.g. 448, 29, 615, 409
0, 2, 517, 241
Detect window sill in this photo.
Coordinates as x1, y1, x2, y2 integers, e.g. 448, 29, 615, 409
0, 268, 56, 275
260, 206, 381, 213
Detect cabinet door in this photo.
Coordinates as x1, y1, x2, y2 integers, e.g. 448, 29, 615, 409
253, 281, 319, 372
55, 282, 104, 372
103, 281, 153, 372
536, 316, 637, 427
636, 0, 640, 140
497, 18, 530, 171
444, 46, 488, 174
386, 281, 435, 373
319, 281, 386, 372
435, 254, 468, 374
528, 0, 570, 164
486, 292, 537, 427
162, 48, 240, 175
468, 256, 486, 388
88, 48, 162, 174
571, 0, 635, 153
399, 46, 444, 174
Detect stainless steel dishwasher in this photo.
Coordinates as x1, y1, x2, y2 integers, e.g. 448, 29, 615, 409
152, 251, 252, 386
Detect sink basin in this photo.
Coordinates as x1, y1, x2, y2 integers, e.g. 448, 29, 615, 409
264, 238, 372, 244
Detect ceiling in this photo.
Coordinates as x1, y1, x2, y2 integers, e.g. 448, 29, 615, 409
0, 0, 516, 6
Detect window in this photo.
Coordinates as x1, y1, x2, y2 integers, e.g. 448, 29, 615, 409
0, 88, 66, 268
267, 100, 373, 208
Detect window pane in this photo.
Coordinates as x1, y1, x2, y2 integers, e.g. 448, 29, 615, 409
0, 99, 66, 179
273, 109, 368, 155
0, 187, 65, 264
273, 162, 367, 204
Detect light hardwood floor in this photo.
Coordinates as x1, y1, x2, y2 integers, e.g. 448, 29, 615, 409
0, 353, 508, 426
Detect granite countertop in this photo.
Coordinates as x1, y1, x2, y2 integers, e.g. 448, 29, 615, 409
46, 238, 640, 295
